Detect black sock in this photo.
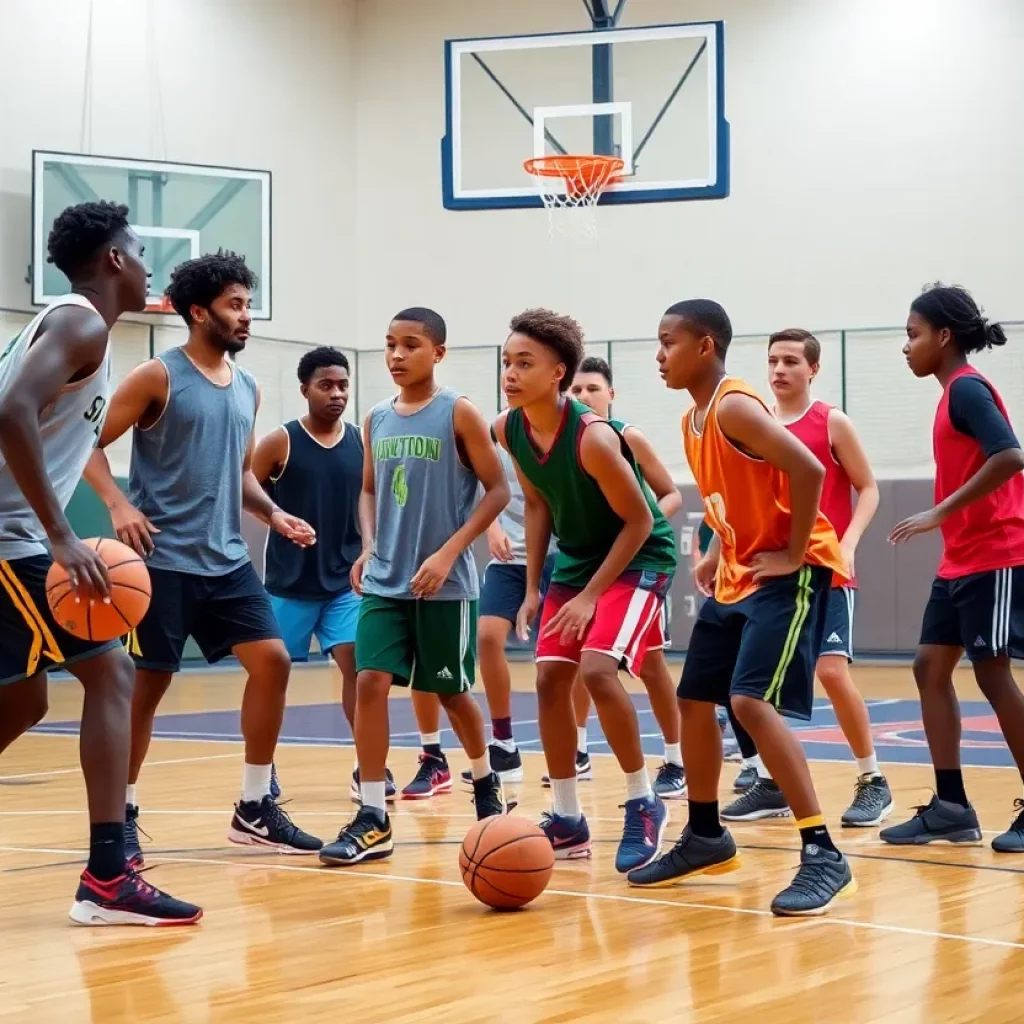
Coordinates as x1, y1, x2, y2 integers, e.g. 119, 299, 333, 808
88, 822, 126, 882
424, 743, 444, 760
727, 705, 758, 761
797, 816, 838, 855
935, 768, 969, 808
688, 800, 724, 839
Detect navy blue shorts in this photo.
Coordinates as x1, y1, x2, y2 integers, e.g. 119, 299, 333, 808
920, 567, 1024, 662
479, 554, 555, 624
127, 562, 281, 672
678, 565, 833, 721
819, 586, 855, 661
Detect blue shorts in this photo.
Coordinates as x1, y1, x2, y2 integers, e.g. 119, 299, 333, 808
820, 586, 855, 661
479, 555, 555, 624
270, 589, 361, 661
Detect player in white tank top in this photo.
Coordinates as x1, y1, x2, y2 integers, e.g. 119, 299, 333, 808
0, 200, 201, 925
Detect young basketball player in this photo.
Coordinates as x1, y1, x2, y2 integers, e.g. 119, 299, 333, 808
496, 309, 678, 872
720, 329, 891, 826
883, 284, 1024, 851
566, 356, 686, 798
630, 299, 855, 917
319, 308, 509, 865
0, 201, 200, 924
252, 346, 396, 803
84, 252, 322, 862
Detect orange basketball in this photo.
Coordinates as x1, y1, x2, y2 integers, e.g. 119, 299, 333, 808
45, 537, 151, 642
459, 815, 554, 910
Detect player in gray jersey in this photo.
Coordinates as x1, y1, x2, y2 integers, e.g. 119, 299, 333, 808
84, 252, 321, 862
0, 201, 200, 925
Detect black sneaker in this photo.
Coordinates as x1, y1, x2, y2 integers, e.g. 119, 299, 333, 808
992, 799, 1024, 853
841, 774, 894, 827
124, 804, 146, 870
733, 765, 758, 793
879, 795, 982, 845
627, 825, 741, 888
721, 778, 790, 821
320, 807, 393, 866
472, 771, 505, 820
270, 762, 281, 800
69, 868, 202, 926
770, 845, 857, 916
227, 796, 323, 853
652, 762, 687, 800
542, 750, 592, 786
461, 743, 524, 786
350, 767, 398, 804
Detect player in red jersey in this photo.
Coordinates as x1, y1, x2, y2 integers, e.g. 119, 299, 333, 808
721, 329, 891, 827
883, 284, 1024, 851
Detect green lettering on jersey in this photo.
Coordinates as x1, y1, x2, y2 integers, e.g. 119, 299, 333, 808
372, 435, 441, 462
392, 465, 408, 507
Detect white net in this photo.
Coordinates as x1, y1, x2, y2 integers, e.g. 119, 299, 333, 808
524, 155, 623, 239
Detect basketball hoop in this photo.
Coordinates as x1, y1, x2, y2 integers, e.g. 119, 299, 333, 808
523, 154, 624, 238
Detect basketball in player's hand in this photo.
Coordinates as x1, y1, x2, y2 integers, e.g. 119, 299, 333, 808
46, 537, 151, 642
459, 815, 554, 910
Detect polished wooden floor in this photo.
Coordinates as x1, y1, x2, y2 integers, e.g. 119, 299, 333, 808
3, 663, 1024, 1023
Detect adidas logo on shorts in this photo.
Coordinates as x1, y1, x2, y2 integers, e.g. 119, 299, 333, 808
436, 667, 453, 680
826, 632, 842, 644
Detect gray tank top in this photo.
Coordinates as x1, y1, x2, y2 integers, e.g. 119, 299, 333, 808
363, 388, 479, 600
0, 295, 111, 560
129, 347, 258, 575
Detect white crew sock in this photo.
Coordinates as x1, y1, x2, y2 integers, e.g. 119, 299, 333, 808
421, 731, 441, 748
577, 725, 588, 754
492, 737, 517, 753
470, 752, 492, 781
664, 742, 683, 768
551, 777, 582, 821
856, 753, 880, 777
625, 767, 654, 803
745, 754, 772, 780
125, 784, 137, 808
241, 763, 272, 803
361, 781, 387, 822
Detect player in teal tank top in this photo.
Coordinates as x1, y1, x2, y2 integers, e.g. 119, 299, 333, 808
495, 309, 678, 876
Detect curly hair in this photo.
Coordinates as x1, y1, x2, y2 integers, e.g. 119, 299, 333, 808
165, 250, 257, 324
508, 308, 585, 393
297, 346, 350, 384
46, 201, 132, 279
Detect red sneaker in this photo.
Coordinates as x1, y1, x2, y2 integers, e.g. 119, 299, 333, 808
69, 869, 203, 926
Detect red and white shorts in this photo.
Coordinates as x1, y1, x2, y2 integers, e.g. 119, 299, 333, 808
536, 570, 673, 676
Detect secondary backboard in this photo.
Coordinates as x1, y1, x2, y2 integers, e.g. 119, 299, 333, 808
442, 21, 728, 210
32, 151, 272, 318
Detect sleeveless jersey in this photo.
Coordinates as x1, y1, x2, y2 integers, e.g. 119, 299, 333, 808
682, 377, 846, 605
362, 388, 479, 600
783, 400, 856, 588
0, 295, 111, 560
933, 366, 1024, 579
128, 348, 258, 575
264, 419, 364, 599
504, 399, 677, 589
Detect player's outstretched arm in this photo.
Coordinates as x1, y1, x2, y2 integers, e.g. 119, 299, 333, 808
716, 392, 825, 580
623, 426, 682, 519
351, 412, 376, 594
0, 305, 112, 596
828, 409, 879, 574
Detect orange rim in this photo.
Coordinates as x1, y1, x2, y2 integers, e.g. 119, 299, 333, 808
523, 155, 625, 197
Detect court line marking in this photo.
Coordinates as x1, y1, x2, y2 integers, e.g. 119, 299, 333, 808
0, 751, 241, 781
1, 845, 1016, 951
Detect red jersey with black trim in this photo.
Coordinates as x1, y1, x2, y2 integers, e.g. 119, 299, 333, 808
783, 400, 856, 588
934, 366, 1024, 579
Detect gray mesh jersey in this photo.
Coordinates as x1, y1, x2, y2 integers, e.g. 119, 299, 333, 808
489, 444, 556, 568
128, 347, 258, 575
362, 388, 479, 600
0, 295, 111, 560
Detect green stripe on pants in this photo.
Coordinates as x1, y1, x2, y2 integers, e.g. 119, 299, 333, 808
763, 566, 812, 708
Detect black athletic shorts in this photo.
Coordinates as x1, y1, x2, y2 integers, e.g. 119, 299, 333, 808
0, 554, 122, 686
920, 567, 1024, 662
678, 564, 832, 721
126, 562, 281, 672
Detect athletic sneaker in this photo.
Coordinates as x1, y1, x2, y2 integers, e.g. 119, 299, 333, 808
401, 754, 452, 799
615, 796, 669, 873
770, 845, 857, 917
539, 811, 592, 859
319, 807, 393, 866
733, 765, 758, 793
124, 804, 145, 870
627, 825, 740, 887
841, 774, 894, 827
270, 762, 281, 801
349, 767, 398, 804
879, 795, 982, 845
992, 799, 1024, 852
542, 750, 592, 786
652, 762, 687, 800
69, 869, 203, 926
721, 779, 791, 821
460, 743, 524, 786
227, 796, 323, 853
472, 771, 505, 820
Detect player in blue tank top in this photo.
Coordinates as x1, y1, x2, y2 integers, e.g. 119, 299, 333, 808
252, 346, 397, 803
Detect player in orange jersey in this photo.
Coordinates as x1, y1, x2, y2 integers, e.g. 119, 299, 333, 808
628, 299, 856, 917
